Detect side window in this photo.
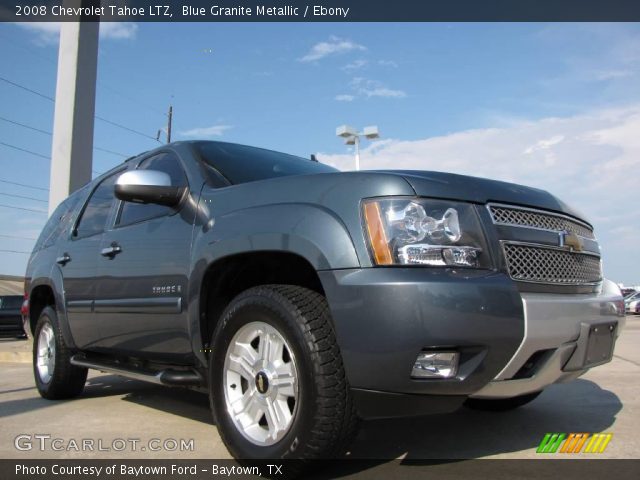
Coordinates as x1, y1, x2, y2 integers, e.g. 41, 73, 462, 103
34, 195, 79, 251
116, 152, 188, 227
40, 194, 83, 249
74, 174, 119, 239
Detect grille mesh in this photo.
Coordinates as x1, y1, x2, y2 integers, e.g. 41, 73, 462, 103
503, 243, 602, 285
490, 206, 594, 239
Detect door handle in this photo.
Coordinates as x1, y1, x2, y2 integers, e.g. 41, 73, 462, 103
101, 243, 122, 258
56, 253, 71, 265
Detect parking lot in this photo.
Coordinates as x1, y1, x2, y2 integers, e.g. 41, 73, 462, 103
1, 316, 638, 460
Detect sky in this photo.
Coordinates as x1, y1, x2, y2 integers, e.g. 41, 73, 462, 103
0, 22, 638, 284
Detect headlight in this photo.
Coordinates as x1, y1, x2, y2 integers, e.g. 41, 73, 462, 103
362, 198, 489, 268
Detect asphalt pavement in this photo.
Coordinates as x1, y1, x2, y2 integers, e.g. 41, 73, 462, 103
1, 316, 638, 460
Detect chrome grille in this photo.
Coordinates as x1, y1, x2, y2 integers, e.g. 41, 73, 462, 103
489, 205, 594, 239
503, 243, 602, 285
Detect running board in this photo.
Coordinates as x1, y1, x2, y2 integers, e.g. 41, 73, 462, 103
70, 354, 203, 387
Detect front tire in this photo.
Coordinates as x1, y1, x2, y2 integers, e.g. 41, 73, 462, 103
33, 307, 87, 400
464, 391, 542, 412
210, 285, 358, 460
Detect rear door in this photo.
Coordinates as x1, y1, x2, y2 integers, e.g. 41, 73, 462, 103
93, 151, 194, 361
59, 172, 121, 349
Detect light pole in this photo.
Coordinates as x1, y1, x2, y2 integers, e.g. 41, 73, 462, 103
336, 125, 380, 171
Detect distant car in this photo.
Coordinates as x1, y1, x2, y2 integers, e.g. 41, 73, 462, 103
625, 292, 640, 314
0, 295, 27, 338
622, 288, 637, 298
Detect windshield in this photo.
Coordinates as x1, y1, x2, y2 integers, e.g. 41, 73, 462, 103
195, 141, 338, 185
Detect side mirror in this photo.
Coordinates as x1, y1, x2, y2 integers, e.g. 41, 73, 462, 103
115, 170, 185, 207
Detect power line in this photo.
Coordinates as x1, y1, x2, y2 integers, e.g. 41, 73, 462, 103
0, 76, 160, 143
98, 83, 167, 117
0, 192, 47, 203
0, 75, 54, 101
0, 116, 51, 136
94, 115, 158, 141
0, 141, 49, 159
0, 249, 31, 254
0, 35, 167, 118
0, 234, 37, 241
94, 146, 128, 158
0, 179, 49, 192
0, 203, 47, 214
0, 116, 129, 158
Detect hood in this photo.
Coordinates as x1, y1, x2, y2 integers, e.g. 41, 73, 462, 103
375, 170, 589, 224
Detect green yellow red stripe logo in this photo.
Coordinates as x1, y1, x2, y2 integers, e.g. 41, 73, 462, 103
537, 433, 612, 454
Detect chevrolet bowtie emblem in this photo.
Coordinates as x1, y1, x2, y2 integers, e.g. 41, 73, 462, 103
559, 231, 583, 252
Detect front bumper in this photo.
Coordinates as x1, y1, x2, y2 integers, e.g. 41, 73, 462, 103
319, 268, 623, 418
471, 280, 623, 398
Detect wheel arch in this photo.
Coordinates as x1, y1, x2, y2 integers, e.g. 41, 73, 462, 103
28, 269, 77, 349
193, 251, 327, 366
29, 283, 55, 335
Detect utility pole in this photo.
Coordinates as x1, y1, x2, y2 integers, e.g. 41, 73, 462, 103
49, 3, 99, 214
167, 105, 173, 143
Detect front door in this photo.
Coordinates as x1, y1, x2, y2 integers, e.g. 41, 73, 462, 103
93, 151, 194, 361
60, 173, 120, 349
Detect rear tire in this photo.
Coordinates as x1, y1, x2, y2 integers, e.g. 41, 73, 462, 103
464, 391, 542, 412
33, 307, 87, 400
210, 285, 359, 461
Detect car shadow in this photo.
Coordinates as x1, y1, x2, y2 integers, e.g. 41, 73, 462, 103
84, 374, 213, 425
348, 379, 621, 460
83, 376, 621, 461
0, 369, 621, 464
83, 375, 621, 462
306, 379, 623, 479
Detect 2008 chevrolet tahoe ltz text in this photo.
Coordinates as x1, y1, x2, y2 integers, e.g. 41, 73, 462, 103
23, 140, 624, 462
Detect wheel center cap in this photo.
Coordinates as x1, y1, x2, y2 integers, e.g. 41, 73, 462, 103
255, 371, 269, 394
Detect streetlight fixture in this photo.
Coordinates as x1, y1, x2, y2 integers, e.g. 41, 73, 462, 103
336, 125, 380, 171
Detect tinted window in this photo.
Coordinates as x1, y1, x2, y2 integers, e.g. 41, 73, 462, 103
117, 152, 188, 227
33, 193, 83, 251
196, 142, 337, 185
75, 174, 119, 238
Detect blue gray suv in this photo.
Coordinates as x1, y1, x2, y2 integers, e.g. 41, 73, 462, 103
24, 140, 624, 460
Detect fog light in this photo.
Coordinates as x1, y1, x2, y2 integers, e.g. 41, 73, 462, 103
411, 352, 459, 379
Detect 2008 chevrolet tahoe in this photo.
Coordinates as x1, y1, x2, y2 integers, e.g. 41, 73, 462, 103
24, 140, 624, 460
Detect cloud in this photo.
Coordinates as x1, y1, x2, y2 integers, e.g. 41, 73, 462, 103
99, 23, 138, 40
335, 94, 355, 102
362, 87, 406, 98
534, 24, 640, 90
342, 59, 368, 71
523, 135, 565, 154
316, 105, 640, 283
593, 69, 633, 81
378, 60, 398, 68
179, 125, 232, 138
15, 22, 138, 45
299, 36, 366, 62
349, 77, 407, 99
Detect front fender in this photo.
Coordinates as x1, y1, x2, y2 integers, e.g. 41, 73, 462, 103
187, 203, 360, 366
195, 203, 360, 270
